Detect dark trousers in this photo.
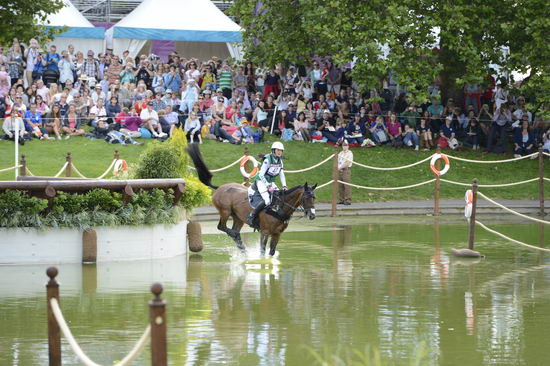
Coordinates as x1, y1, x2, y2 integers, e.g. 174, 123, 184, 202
186, 130, 200, 143
487, 124, 508, 153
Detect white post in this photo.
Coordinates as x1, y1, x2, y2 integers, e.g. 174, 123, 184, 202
14, 118, 19, 180
270, 105, 278, 135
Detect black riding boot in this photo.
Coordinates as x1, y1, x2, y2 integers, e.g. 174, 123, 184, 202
247, 202, 266, 228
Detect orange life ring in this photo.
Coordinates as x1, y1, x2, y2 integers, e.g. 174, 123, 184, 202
430, 153, 450, 176
240, 155, 259, 179
113, 159, 128, 176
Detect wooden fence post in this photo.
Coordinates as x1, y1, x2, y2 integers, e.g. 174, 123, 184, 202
114, 149, 120, 161
433, 146, 441, 216
20, 155, 27, 177
539, 147, 545, 216
331, 150, 338, 217
149, 283, 167, 366
468, 178, 478, 250
46, 267, 61, 366
65, 152, 72, 177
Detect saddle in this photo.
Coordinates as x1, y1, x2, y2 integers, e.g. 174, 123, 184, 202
248, 189, 289, 226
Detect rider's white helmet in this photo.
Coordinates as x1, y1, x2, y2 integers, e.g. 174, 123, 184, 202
271, 141, 285, 151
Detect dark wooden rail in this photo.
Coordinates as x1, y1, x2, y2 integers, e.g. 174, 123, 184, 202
1, 179, 186, 204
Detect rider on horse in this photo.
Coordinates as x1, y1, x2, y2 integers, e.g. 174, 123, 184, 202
247, 141, 287, 228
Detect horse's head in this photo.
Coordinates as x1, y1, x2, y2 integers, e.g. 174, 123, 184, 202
302, 182, 317, 220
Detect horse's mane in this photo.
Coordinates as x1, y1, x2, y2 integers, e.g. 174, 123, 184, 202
284, 185, 304, 195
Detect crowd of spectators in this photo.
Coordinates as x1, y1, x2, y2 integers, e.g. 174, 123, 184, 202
1, 39, 549, 155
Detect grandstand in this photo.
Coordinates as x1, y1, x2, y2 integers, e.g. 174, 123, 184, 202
70, 0, 232, 22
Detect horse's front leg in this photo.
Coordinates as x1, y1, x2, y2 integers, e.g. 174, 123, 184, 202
268, 234, 281, 256
260, 233, 269, 256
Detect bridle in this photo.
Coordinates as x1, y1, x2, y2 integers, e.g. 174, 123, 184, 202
271, 187, 316, 219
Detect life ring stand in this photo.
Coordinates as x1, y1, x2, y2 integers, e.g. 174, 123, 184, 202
240, 155, 259, 179
113, 159, 128, 176
430, 153, 450, 176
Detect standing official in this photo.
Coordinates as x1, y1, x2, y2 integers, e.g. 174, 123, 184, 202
338, 141, 353, 205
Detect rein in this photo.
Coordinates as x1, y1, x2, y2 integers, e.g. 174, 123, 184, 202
268, 189, 307, 223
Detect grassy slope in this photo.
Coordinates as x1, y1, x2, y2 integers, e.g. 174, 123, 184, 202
0, 136, 547, 202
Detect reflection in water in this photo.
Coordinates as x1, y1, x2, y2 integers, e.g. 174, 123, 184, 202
1, 219, 549, 365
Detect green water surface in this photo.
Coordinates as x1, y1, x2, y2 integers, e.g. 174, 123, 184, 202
1, 216, 549, 365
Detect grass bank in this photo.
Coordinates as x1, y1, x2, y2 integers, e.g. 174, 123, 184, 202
0, 137, 547, 202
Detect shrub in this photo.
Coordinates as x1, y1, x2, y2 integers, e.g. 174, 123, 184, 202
167, 127, 190, 178
180, 175, 211, 210
133, 142, 181, 179
0, 190, 48, 227
82, 189, 123, 212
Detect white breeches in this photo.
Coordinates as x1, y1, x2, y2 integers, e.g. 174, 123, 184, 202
254, 180, 277, 205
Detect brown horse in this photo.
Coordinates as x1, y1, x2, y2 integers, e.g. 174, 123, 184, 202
187, 144, 317, 255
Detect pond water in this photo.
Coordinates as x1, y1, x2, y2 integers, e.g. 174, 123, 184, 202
1, 216, 549, 366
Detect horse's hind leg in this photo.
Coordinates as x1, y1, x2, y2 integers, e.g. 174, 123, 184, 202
217, 209, 246, 252
268, 234, 281, 256
230, 215, 246, 252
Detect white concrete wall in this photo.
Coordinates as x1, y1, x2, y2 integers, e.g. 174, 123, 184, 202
0, 221, 188, 265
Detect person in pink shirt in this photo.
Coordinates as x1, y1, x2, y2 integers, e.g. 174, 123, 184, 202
120, 107, 142, 138
385, 112, 402, 145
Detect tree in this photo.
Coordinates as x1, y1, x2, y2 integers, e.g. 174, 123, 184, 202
230, 0, 550, 112
0, 0, 65, 46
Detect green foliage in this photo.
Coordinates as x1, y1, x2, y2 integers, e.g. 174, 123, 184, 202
0, 0, 66, 45
82, 189, 122, 212
0, 189, 183, 229
180, 175, 211, 211
133, 142, 181, 179
0, 190, 48, 227
167, 127, 190, 178
230, 0, 550, 112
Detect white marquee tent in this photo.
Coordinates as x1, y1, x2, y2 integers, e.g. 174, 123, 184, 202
106, 0, 242, 61
42, 0, 105, 55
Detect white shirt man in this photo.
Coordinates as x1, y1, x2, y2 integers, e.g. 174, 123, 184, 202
91, 86, 106, 105
89, 99, 107, 127
2, 115, 26, 140
140, 102, 165, 137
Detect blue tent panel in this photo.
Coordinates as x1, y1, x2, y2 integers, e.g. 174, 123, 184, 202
48, 26, 105, 39
114, 27, 242, 43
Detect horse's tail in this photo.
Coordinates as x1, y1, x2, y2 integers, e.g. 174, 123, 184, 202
186, 143, 219, 190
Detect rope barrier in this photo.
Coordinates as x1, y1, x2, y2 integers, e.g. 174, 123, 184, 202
475, 220, 550, 253
315, 180, 334, 189
50, 298, 151, 366
210, 157, 243, 173
286, 155, 333, 173
52, 162, 69, 178
545, 177, 550, 182
0, 165, 21, 173
187, 156, 243, 173
477, 191, 550, 225
441, 177, 539, 188
96, 159, 117, 179
544, 152, 550, 157
345, 155, 434, 171
337, 178, 436, 191
25, 167, 35, 176
445, 152, 538, 164
71, 164, 89, 179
